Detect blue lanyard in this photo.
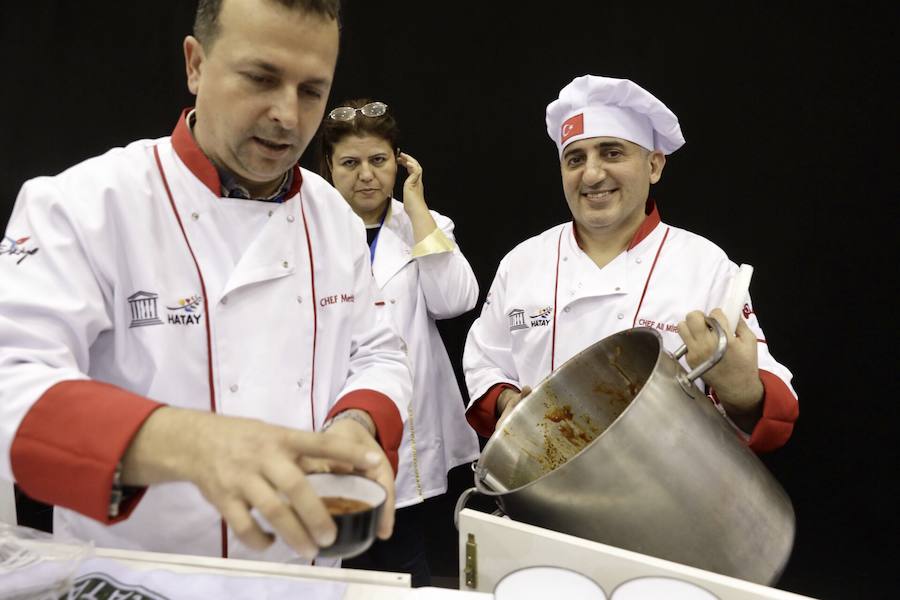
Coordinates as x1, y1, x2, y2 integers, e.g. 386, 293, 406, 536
368, 208, 389, 264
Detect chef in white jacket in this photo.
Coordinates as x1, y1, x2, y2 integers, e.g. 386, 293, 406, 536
464, 75, 798, 452
316, 98, 480, 585
0, 0, 411, 565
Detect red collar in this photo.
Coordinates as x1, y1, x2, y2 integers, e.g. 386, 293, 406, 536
627, 198, 661, 250
170, 108, 303, 199
572, 198, 662, 251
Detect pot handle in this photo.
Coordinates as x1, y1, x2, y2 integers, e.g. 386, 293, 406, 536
673, 316, 728, 390
453, 486, 480, 530
453, 486, 508, 530
454, 462, 508, 530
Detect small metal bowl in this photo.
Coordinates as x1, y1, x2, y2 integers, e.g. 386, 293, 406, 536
307, 473, 387, 559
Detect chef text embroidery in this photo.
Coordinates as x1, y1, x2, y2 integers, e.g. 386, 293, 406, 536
320, 293, 354, 307
637, 318, 679, 333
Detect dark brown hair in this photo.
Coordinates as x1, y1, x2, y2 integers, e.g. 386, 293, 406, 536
194, 0, 340, 47
316, 99, 400, 185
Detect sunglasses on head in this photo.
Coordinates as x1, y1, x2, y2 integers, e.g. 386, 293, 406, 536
327, 101, 388, 121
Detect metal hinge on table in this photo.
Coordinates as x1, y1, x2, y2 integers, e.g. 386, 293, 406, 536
464, 532, 477, 588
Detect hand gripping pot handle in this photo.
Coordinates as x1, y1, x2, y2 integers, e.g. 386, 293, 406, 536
672, 316, 728, 394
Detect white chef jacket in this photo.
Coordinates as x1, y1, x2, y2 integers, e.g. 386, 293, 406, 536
371, 199, 480, 507
0, 112, 411, 564
464, 203, 798, 451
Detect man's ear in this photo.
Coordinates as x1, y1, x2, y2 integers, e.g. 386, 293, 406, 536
648, 150, 666, 184
184, 35, 205, 96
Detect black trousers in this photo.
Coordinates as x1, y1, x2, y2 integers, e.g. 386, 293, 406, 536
342, 502, 431, 587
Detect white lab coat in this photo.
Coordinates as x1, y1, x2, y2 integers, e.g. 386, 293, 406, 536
0, 131, 411, 563
371, 199, 480, 507
464, 219, 796, 408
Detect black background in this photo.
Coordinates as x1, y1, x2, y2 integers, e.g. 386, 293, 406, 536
2, 3, 897, 598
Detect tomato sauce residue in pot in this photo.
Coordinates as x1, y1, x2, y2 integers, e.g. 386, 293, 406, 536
558, 421, 593, 445
611, 345, 641, 398
534, 398, 602, 474
321, 496, 371, 515
501, 348, 645, 486
592, 381, 633, 413
533, 368, 641, 476
545, 404, 573, 423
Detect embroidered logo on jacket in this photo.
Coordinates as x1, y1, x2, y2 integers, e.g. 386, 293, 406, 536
128, 291, 164, 328
509, 306, 554, 331
508, 308, 528, 331
742, 303, 754, 319
529, 306, 552, 327
0, 235, 39, 265
166, 294, 203, 325
65, 573, 168, 599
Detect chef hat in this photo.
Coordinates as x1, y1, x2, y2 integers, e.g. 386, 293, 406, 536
545, 75, 685, 156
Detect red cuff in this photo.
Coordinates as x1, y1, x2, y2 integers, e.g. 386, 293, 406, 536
465, 383, 518, 438
747, 370, 799, 453
326, 390, 403, 474
10, 380, 164, 524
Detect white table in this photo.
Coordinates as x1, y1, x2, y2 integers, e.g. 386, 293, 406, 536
456, 509, 819, 600
88, 546, 490, 599
0, 535, 490, 600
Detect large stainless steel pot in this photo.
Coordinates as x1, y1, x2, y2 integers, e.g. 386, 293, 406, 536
459, 325, 795, 585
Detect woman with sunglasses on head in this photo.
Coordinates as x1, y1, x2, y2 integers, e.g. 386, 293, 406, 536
317, 99, 480, 586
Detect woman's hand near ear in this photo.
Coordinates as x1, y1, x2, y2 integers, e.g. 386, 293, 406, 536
397, 152, 438, 244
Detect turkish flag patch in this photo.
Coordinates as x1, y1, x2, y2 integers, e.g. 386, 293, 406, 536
560, 113, 584, 145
